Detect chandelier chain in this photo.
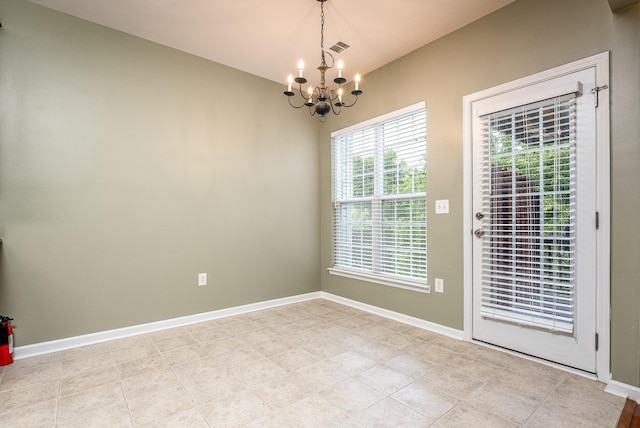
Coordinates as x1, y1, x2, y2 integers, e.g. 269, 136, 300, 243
320, 1, 325, 64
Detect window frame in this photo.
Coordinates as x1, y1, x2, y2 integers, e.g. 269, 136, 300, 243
328, 101, 429, 293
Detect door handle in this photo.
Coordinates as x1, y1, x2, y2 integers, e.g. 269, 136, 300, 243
475, 212, 484, 220
474, 229, 485, 238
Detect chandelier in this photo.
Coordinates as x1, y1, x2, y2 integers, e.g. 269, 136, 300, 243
284, 0, 363, 121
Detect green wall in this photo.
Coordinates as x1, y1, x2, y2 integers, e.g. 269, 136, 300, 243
320, 0, 640, 386
611, 2, 640, 387
0, 0, 320, 345
1, 0, 639, 388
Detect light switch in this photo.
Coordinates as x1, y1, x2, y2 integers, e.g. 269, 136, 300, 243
435, 199, 449, 214
198, 273, 207, 286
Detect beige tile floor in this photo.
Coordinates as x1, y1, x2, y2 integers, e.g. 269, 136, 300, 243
0, 299, 626, 427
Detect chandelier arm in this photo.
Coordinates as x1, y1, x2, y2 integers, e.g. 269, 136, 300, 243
340, 95, 360, 108
297, 85, 314, 102
287, 96, 309, 109
329, 100, 342, 116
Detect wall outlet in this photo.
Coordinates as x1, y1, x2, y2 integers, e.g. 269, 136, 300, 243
198, 273, 207, 286
435, 200, 449, 214
435, 278, 444, 293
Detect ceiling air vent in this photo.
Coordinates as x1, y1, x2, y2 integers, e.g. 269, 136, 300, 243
329, 40, 350, 54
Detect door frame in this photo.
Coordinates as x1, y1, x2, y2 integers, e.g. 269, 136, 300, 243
462, 52, 610, 382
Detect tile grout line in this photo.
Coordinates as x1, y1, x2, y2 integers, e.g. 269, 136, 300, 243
434, 344, 521, 426
111, 342, 144, 427
152, 330, 203, 427
164, 342, 198, 427
521, 370, 568, 426
423, 356, 496, 427
118, 379, 136, 428
54, 377, 61, 427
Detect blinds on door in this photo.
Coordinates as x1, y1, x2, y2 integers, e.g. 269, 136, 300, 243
478, 94, 577, 333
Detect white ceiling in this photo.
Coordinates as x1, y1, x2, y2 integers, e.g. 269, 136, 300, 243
29, 0, 515, 88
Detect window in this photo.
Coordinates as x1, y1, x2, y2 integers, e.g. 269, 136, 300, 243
479, 94, 577, 332
329, 102, 427, 292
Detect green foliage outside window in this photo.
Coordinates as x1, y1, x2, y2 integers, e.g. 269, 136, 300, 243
489, 130, 574, 286
348, 150, 427, 279
490, 132, 572, 237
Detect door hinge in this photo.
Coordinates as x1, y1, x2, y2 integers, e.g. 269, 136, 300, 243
591, 85, 609, 108
595, 333, 599, 351
595, 211, 600, 230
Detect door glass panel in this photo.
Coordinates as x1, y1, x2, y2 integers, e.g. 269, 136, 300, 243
480, 95, 576, 333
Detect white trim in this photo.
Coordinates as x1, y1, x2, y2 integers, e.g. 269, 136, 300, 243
593, 52, 611, 384
476, 81, 583, 116
463, 86, 474, 343
320, 291, 463, 339
462, 52, 611, 382
13, 288, 637, 400
472, 339, 599, 381
463, 53, 608, 107
331, 101, 426, 137
606, 380, 640, 401
327, 267, 431, 294
14, 291, 461, 360
14, 292, 322, 360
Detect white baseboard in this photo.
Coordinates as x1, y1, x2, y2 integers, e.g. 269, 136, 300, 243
320, 291, 465, 340
17, 289, 638, 404
14, 292, 322, 360
606, 379, 640, 401
15, 291, 464, 360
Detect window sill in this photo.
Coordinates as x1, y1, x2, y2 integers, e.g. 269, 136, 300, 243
327, 268, 431, 294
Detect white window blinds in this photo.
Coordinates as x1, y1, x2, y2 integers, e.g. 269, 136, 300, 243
332, 105, 427, 288
478, 94, 577, 332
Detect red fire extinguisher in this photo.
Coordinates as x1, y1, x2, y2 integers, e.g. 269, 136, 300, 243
0, 315, 14, 366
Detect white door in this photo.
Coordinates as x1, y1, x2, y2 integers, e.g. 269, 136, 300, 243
470, 66, 600, 372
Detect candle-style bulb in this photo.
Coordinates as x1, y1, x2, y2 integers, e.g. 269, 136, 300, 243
355, 73, 361, 91
298, 60, 305, 78
337, 60, 344, 78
